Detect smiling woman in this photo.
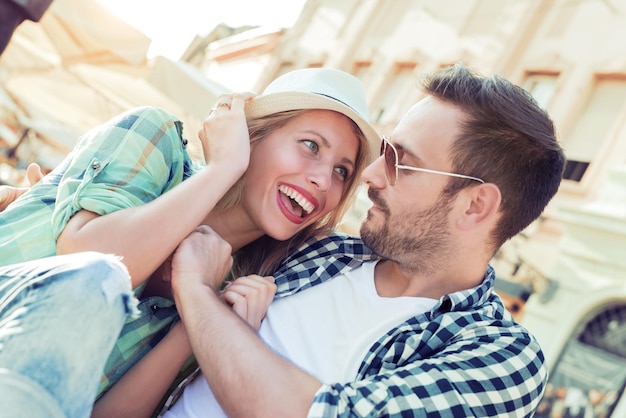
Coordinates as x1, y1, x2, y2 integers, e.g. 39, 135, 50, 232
96, 0, 306, 60
243, 109, 360, 232
0, 67, 380, 417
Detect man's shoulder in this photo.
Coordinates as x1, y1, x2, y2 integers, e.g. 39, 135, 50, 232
285, 231, 374, 261
273, 232, 379, 296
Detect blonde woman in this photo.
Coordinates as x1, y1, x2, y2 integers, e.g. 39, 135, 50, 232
0, 68, 380, 417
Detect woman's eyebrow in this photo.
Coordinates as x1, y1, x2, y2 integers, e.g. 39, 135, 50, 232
341, 157, 355, 171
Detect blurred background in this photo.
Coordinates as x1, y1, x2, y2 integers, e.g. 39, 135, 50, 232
1, 1, 625, 416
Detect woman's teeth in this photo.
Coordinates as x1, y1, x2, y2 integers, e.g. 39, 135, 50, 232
279, 185, 314, 215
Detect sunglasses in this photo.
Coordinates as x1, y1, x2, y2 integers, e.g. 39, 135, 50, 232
380, 136, 485, 186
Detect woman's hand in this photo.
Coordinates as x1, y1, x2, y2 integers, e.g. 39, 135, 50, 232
220, 275, 277, 330
0, 185, 26, 211
0, 162, 43, 210
198, 92, 256, 173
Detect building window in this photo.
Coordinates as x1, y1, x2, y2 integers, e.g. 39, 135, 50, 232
374, 63, 416, 124
559, 77, 626, 184
523, 73, 558, 110
562, 160, 590, 182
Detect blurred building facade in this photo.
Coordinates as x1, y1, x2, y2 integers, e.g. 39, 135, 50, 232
185, 0, 626, 416
0, 0, 229, 175
1, 0, 624, 415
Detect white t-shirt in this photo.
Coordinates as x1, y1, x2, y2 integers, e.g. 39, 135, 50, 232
164, 261, 436, 418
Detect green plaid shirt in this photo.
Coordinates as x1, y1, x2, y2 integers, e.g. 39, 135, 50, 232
98, 293, 181, 397
0, 107, 196, 396
0, 106, 195, 268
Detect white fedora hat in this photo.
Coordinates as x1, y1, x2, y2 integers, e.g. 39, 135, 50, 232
245, 68, 380, 162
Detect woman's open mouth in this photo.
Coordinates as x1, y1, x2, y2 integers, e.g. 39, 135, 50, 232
278, 184, 316, 222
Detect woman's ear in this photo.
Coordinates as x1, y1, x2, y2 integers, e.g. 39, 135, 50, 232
456, 183, 501, 230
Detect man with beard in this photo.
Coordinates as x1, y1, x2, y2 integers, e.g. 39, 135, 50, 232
157, 62, 565, 418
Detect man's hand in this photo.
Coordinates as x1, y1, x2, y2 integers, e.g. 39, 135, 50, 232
220, 275, 276, 330
0, 162, 44, 210
170, 225, 233, 297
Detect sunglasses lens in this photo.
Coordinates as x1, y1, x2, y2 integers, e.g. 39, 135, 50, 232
383, 140, 396, 185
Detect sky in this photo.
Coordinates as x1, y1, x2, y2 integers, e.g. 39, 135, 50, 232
96, 0, 307, 60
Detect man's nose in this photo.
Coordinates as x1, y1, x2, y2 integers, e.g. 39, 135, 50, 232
362, 155, 387, 187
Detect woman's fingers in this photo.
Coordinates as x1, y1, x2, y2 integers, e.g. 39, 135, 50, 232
229, 92, 256, 112
223, 275, 276, 298
26, 162, 44, 185
209, 92, 255, 116
220, 275, 276, 329
0, 163, 44, 211
197, 92, 255, 169
221, 291, 247, 323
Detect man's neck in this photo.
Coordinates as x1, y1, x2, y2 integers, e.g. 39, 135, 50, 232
373, 259, 486, 300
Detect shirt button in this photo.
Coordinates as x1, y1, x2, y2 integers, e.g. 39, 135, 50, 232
92, 162, 100, 169
151, 304, 159, 311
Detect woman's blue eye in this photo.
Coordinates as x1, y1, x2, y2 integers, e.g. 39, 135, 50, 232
302, 140, 319, 153
335, 166, 349, 180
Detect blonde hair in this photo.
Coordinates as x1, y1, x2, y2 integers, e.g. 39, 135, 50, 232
221, 109, 369, 277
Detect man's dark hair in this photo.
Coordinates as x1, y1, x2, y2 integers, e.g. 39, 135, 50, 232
422, 63, 565, 250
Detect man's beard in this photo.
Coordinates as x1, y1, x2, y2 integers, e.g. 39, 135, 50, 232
360, 188, 454, 274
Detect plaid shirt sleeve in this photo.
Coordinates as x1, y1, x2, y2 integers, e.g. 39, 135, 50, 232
0, 106, 195, 266
50, 106, 194, 239
306, 267, 548, 418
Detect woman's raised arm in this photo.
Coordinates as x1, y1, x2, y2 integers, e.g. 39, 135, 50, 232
56, 93, 254, 288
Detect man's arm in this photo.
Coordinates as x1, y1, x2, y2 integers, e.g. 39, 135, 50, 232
171, 227, 322, 418
176, 283, 322, 417
178, 283, 545, 417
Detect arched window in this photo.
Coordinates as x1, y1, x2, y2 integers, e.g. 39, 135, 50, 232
535, 304, 626, 418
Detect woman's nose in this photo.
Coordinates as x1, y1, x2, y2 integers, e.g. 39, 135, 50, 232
307, 166, 332, 191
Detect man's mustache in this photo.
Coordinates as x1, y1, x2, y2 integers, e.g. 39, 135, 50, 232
367, 188, 389, 213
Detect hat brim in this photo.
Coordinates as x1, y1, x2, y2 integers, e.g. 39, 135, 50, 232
245, 92, 380, 163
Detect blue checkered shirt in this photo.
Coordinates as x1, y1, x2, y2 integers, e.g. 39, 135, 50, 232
158, 231, 547, 417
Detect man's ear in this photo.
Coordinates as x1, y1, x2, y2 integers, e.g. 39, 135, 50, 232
456, 183, 501, 230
